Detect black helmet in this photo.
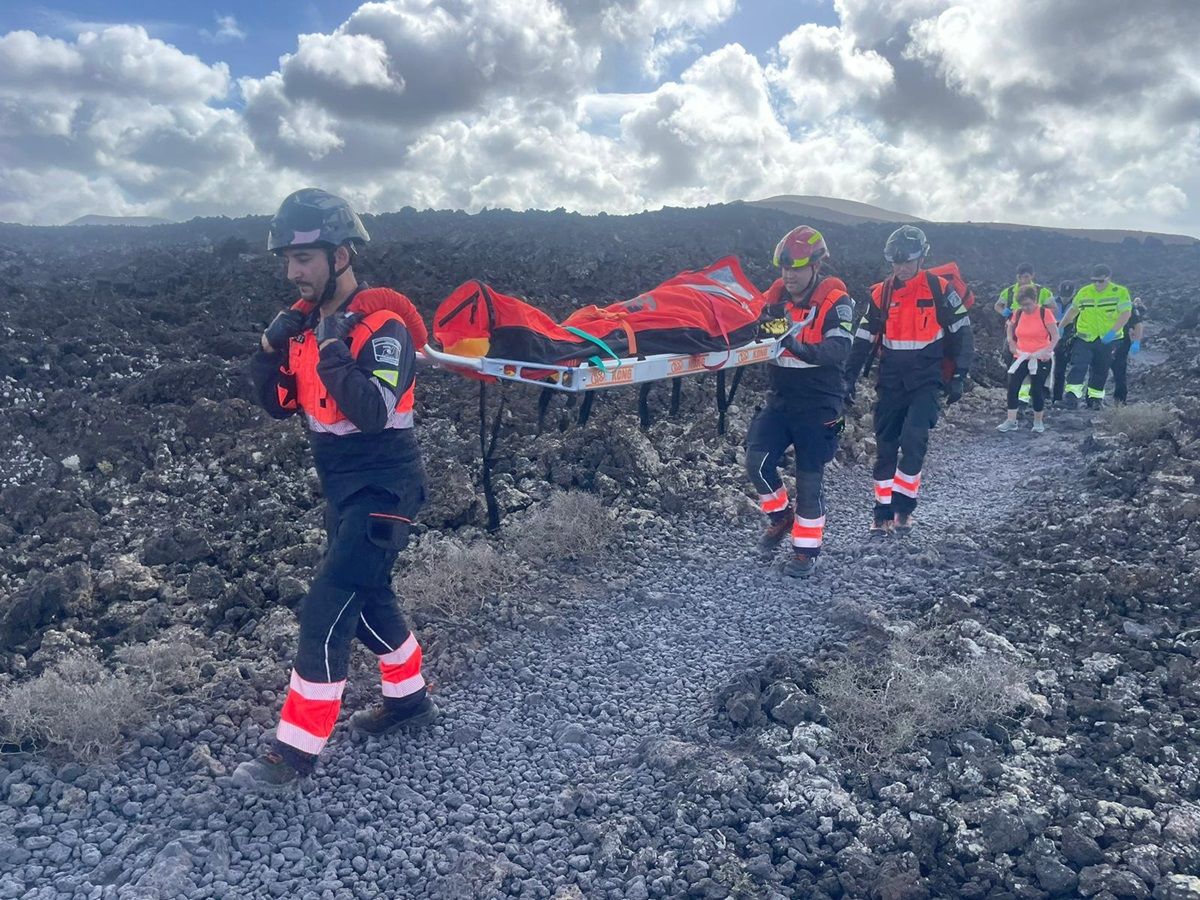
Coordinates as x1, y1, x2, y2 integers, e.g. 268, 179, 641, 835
884, 225, 929, 263
1058, 280, 1075, 297
267, 188, 370, 254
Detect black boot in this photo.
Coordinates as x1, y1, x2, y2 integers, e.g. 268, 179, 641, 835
231, 745, 313, 791
783, 551, 817, 578
349, 694, 440, 737
758, 512, 792, 552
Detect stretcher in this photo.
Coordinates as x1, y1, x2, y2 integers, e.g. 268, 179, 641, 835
419, 331, 790, 393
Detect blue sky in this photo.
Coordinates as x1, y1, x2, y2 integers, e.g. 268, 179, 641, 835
5, 3, 365, 79
0, 1, 1196, 233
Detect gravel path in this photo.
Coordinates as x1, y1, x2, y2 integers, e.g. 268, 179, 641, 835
0, 394, 1084, 900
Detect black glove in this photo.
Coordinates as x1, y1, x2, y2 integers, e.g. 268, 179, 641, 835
844, 378, 858, 406
315, 311, 363, 345
945, 375, 965, 405
781, 333, 814, 361
263, 309, 306, 350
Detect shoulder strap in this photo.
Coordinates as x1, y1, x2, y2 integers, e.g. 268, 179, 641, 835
925, 270, 945, 305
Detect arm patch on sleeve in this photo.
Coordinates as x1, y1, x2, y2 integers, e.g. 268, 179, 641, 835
372, 337, 402, 366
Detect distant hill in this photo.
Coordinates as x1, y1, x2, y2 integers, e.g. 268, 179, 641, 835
66, 215, 174, 227
749, 195, 1197, 246
748, 195, 924, 225
959, 221, 1198, 246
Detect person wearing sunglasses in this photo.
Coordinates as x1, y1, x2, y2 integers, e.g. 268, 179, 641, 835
1058, 264, 1133, 409
747, 226, 856, 577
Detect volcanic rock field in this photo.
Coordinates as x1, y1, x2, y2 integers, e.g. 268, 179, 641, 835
0, 205, 1198, 899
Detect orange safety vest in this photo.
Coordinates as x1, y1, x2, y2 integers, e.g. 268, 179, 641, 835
870, 271, 946, 351
279, 288, 418, 430
765, 277, 849, 369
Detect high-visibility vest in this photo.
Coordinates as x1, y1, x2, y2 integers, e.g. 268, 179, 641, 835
1071, 281, 1132, 342
765, 277, 849, 369
869, 271, 948, 351
279, 288, 419, 430
1000, 282, 1053, 310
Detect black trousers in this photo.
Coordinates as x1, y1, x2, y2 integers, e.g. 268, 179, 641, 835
1051, 335, 1073, 402
746, 403, 839, 510
872, 384, 940, 521
1007, 360, 1050, 412
1067, 339, 1114, 399
294, 486, 420, 688
1111, 340, 1132, 402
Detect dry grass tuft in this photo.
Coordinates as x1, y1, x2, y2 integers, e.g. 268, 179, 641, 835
1, 651, 147, 762
397, 536, 520, 624
816, 628, 1026, 764
508, 491, 619, 564
1, 630, 212, 762
1102, 402, 1175, 444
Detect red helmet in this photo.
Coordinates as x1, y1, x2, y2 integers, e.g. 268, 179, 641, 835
773, 226, 829, 269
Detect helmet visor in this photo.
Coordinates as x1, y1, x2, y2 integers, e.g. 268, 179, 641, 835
884, 243, 925, 263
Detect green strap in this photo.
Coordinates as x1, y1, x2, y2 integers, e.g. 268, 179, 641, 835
563, 326, 621, 368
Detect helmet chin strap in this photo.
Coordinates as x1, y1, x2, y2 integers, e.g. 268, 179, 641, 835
788, 265, 819, 304
318, 245, 352, 307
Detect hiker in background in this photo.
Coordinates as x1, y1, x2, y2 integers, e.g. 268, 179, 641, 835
845, 226, 974, 536
237, 189, 437, 790
998, 285, 1059, 434
1059, 264, 1133, 409
746, 226, 855, 577
1110, 295, 1146, 404
1050, 280, 1075, 404
994, 263, 1053, 411
993, 262, 1054, 316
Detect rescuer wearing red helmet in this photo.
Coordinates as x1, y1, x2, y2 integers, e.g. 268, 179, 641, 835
845, 226, 974, 535
746, 226, 856, 577
236, 189, 437, 789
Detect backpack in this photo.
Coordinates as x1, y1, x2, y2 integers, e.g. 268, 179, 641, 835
925, 262, 975, 309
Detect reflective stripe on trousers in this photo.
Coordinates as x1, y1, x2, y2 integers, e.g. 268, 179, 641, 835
759, 486, 789, 514
791, 514, 825, 550
893, 469, 922, 499
277, 669, 347, 755
379, 633, 426, 699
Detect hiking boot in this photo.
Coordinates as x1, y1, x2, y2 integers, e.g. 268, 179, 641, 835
1031, 420, 1046, 433
869, 520, 893, 538
758, 514, 792, 553
783, 551, 817, 578
349, 695, 440, 737
893, 514, 915, 536
231, 750, 308, 791
1086, 397, 1102, 410
996, 419, 1019, 433
1063, 394, 1079, 410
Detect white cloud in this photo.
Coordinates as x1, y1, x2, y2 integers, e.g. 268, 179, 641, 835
767, 23, 893, 120
0, 1, 1197, 233
214, 15, 246, 42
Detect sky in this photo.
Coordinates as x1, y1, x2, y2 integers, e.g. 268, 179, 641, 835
1, 0, 1197, 235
